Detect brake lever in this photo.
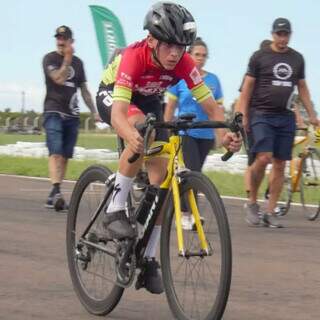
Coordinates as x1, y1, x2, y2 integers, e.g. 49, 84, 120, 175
221, 112, 244, 161
128, 113, 156, 163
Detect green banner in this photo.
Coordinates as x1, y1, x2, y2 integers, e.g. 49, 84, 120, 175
89, 5, 126, 67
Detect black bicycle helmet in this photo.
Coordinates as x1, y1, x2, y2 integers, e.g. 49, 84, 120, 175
143, 2, 197, 46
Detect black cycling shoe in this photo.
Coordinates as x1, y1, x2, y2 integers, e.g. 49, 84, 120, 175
103, 210, 135, 240
53, 193, 69, 212
135, 258, 164, 294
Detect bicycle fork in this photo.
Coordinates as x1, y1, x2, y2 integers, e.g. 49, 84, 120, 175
172, 175, 210, 257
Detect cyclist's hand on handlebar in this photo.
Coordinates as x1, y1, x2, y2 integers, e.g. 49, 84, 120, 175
222, 132, 242, 153
127, 129, 144, 154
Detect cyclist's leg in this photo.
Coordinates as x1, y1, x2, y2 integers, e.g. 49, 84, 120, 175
135, 98, 167, 294
103, 107, 145, 239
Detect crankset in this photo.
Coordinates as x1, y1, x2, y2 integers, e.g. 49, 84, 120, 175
114, 239, 136, 288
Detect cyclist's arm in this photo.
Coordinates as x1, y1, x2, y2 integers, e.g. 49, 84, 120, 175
111, 100, 143, 154
297, 79, 319, 126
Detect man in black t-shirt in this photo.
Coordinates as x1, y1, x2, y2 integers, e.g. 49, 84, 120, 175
42, 25, 100, 211
237, 18, 319, 228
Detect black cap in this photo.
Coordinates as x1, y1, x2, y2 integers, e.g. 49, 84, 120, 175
54, 25, 73, 39
272, 18, 291, 33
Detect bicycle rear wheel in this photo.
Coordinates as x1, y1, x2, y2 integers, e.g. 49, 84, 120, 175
300, 149, 320, 221
161, 172, 232, 320
66, 165, 124, 315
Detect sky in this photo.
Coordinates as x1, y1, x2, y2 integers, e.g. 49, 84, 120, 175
1, 0, 320, 114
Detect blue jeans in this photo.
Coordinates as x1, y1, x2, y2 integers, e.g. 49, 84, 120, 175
43, 112, 80, 158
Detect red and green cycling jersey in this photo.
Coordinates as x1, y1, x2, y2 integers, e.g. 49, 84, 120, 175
100, 38, 212, 104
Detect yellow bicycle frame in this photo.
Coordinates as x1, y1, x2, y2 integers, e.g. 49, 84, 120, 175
290, 133, 309, 191
144, 134, 209, 256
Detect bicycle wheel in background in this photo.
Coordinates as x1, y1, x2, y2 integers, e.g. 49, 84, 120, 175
66, 165, 124, 315
300, 149, 320, 221
161, 171, 232, 320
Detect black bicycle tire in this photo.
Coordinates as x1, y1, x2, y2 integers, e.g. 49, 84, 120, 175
160, 171, 232, 320
66, 165, 124, 315
300, 151, 320, 221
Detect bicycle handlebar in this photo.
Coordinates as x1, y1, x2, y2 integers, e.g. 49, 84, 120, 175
128, 112, 248, 163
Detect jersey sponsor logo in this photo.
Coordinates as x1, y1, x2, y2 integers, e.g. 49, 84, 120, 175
189, 67, 202, 85
141, 75, 154, 80
273, 62, 293, 80
160, 74, 173, 81
120, 72, 132, 81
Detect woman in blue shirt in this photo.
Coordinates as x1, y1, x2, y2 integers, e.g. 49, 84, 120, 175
164, 37, 224, 172
164, 37, 224, 230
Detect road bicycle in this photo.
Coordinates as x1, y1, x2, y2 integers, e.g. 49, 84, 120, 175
274, 127, 320, 220
66, 112, 246, 320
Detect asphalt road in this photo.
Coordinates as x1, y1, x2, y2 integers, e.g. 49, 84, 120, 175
0, 174, 319, 320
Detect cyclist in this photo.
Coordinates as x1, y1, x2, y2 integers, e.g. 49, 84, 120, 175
96, 2, 241, 294
164, 36, 224, 230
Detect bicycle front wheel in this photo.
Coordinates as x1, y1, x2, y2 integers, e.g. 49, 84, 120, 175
161, 172, 232, 320
300, 150, 320, 221
66, 165, 124, 315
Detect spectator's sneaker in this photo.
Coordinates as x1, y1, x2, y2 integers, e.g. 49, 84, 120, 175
245, 203, 261, 226
53, 193, 68, 212
45, 197, 54, 209
262, 213, 284, 228
181, 212, 205, 231
274, 205, 287, 217
135, 258, 164, 294
102, 210, 135, 240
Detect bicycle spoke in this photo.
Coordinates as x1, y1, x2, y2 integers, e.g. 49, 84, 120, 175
161, 172, 231, 320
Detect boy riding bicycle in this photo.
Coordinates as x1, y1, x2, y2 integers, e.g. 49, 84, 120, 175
96, 2, 241, 294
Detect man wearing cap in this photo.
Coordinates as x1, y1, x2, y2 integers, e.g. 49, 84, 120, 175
237, 18, 319, 228
42, 25, 100, 211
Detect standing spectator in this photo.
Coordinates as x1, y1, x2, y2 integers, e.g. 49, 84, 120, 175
237, 18, 319, 227
42, 25, 100, 211
164, 37, 224, 170
235, 39, 272, 199
164, 37, 224, 229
